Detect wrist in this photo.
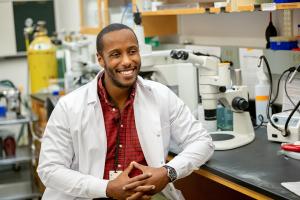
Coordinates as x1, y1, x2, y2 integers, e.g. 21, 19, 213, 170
161, 166, 170, 183
106, 180, 115, 198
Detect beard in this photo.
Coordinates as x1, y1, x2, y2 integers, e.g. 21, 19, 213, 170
103, 62, 141, 89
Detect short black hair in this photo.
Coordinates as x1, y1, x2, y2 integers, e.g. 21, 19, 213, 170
96, 23, 138, 53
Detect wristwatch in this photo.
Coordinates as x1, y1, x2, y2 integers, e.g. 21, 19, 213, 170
163, 165, 177, 182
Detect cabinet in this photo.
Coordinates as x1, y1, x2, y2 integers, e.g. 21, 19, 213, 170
80, 0, 109, 34
79, 0, 300, 37
130, 1, 300, 37
0, 1, 17, 57
0, 115, 41, 199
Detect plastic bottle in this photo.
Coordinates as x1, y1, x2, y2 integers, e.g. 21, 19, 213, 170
217, 104, 233, 131
122, 3, 134, 28
255, 66, 270, 125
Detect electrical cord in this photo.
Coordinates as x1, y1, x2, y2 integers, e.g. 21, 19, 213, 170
270, 67, 295, 105
284, 100, 300, 136
257, 56, 282, 132
257, 56, 299, 136
284, 72, 300, 114
192, 51, 223, 63
254, 114, 265, 130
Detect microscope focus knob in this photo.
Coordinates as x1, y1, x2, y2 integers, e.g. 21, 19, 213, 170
232, 97, 249, 111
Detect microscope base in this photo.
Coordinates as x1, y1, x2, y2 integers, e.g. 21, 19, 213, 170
210, 131, 255, 150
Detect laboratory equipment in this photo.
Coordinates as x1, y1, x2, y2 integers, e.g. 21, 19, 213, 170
143, 49, 254, 150
3, 136, 16, 157
170, 50, 255, 150
280, 142, 300, 160
267, 65, 300, 143
0, 81, 21, 117
27, 21, 58, 93
141, 50, 198, 113
62, 32, 99, 93
267, 112, 300, 143
265, 12, 277, 49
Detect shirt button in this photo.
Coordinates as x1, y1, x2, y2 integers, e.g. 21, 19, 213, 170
119, 144, 123, 148
112, 108, 116, 112
118, 164, 122, 168
120, 124, 124, 128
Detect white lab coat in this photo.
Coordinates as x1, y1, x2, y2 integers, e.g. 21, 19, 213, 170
37, 73, 214, 200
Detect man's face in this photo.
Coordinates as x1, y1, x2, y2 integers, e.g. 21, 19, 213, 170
97, 29, 141, 89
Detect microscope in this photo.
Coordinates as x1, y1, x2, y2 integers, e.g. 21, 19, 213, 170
169, 50, 255, 150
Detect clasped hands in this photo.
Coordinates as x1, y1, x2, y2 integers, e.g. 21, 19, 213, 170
106, 162, 170, 200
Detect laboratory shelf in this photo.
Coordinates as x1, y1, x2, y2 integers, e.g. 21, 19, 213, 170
0, 114, 37, 126
0, 164, 41, 200
139, 2, 300, 16
0, 146, 34, 165
142, 7, 206, 16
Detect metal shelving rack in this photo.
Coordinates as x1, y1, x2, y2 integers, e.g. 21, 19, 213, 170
0, 114, 41, 200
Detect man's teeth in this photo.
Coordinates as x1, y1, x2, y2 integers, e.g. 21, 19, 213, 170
120, 69, 134, 75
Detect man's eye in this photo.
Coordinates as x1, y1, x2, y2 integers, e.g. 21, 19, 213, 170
110, 53, 120, 58
129, 49, 137, 55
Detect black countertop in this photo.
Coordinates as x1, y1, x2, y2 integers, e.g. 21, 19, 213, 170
203, 128, 300, 200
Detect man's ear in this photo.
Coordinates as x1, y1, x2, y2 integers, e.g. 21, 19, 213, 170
96, 52, 104, 68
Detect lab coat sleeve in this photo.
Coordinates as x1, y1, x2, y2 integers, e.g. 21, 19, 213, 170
37, 99, 109, 198
165, 90, 215, 179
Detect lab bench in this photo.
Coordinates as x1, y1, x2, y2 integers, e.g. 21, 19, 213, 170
173, 127, 300, 200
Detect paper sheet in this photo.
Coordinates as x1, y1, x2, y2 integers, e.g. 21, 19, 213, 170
239, 48, 264, 99
282, 77, 300, 112
281, 182, 300, 197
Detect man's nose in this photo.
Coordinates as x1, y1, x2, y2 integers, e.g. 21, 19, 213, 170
121, 54, 131, 66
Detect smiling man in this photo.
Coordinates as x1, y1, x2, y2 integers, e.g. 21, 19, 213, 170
37, 23, 214, 200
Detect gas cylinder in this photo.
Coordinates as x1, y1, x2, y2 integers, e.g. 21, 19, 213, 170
27, 23, 57, 93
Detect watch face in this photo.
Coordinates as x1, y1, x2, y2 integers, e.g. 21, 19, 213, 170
164, 165, 177, 182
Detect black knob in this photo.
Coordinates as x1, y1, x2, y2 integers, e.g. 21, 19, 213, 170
273, 117, 279, 123
232, 97, 249, 111
219, 86, 226, 93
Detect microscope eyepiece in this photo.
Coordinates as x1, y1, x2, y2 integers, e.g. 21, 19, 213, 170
232, 97, 249, 111
170, 50, 189, 60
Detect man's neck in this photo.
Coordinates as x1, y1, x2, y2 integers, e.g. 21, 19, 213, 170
103, 77, 131, 110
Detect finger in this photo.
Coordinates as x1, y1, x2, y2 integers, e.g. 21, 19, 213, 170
127, 173, 152, 185
141, 195, 152, 200
124, 179, 154, 191
132, 161, 146, 172
134, 185, 155, 193
123, 179, 146, 191
123, 162, 134, 175
126, 192, 144, 200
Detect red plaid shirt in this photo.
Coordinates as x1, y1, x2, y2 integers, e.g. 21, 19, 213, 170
98, 74, 147, 180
